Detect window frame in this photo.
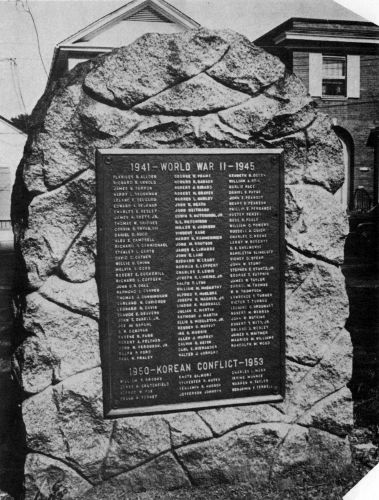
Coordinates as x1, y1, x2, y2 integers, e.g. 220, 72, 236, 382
321, 54, 347, 98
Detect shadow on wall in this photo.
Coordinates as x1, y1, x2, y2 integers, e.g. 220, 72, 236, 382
0, 246, 26, 499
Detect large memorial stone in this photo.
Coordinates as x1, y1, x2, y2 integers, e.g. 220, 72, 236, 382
12, 28, 351, 499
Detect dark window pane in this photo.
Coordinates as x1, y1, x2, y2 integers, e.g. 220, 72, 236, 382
322, 79, 346, 96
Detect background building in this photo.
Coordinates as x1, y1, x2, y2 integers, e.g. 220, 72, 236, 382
48, 0, 200, 83
255, 18, 379, 211
0, 116, 25, 246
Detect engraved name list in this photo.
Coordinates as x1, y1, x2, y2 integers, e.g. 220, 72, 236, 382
96, 149, 285, 417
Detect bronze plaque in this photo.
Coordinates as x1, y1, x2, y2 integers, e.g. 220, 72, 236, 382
96, 148, 285, 417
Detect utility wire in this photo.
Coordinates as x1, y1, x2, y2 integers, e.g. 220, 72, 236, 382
16, 0, 48, 77
8, 59, 24, 115
10, 59, 27, 115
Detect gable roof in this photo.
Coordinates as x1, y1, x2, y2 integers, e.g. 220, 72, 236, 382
59, 0, 200, 47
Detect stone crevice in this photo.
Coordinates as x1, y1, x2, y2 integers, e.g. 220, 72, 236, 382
286, 329, 350, 395
167, 422, 195, 486
26, 450, 95, 487
35, 290, 99, 322
294, 385, 349, 425
85, 42, 234, 114
208, 71, 280, 100
101, 422, 280, 484
101, 421, 276, 483
195, 412, 217, 437
100, 421, 117, 480
268, 384, 351, 478
286, 241, 341, 268
128, 42, 234, 113
270, 403, 285, 415
295, 421, 348, 438
132, 101, 250, 118
285, 354, 321, 368
31, 164, 92, 201
171, 450, 195, 487
216, 113, 252, 140
58, 426, 71, 457
265, 129, 306, 144
82, 83, 123, 111
57, 207, 96, 274
102, 450, 170, 482
196, 420, 273, 440
285, 258, 314, 300
23, 366, 101, 401
115, 119, 145, 143
267, 425, 298, 481
262, 114, 317, 141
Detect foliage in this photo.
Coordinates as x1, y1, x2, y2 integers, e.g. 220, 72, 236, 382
9, 113, 31, 133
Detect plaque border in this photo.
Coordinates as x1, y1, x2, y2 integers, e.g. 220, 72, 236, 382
96, 148, 285, 418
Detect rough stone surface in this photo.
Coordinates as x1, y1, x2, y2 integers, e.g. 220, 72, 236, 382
286, 255, 348, 365
198, 405, 285, 436
134, 73, 249, 115
177, 423, 290, 485
12, 29, 352, 498
285, 184, 349, 264
39, 275, 99, 319
304, 114, 345, 193
24, 453, 92, 500
206, 36, 286, 94
23, 369, 113, 482
164, 412, 213, 446
272, 425, 351, 474
80, 453, 190, 498
297, 386, 353, 437
60, 213, 97, 282
18, 293, 99, 392
20, 169, 96, 288
104, 417, 172, 478
282, 332, 353, 420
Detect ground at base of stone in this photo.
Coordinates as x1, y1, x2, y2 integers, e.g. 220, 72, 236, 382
79, 463, 371, 500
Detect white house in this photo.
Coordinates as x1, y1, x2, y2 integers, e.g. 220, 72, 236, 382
48, 0, 200, 84
0, 116, 26, 244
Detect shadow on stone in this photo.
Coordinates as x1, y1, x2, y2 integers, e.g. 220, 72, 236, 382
343, 220, 379, 466
0, 247, 27, 499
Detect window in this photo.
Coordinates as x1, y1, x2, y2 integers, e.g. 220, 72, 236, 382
309, 53, 360, 99
322, 56, 346, 97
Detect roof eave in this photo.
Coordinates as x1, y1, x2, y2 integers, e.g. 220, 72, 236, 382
273, 32, 379, 45
255, 16, 379, 46
59, 0, 199, 47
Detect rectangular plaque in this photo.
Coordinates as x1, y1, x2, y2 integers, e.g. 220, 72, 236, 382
96, 148, 285, 417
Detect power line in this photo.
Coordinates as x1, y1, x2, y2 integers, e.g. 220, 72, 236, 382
8, 59, 24, 115
16, 0, 48, 77
10, 59, 27, 115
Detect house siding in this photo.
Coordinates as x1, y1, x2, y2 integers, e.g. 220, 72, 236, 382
293, 51, 310, 92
